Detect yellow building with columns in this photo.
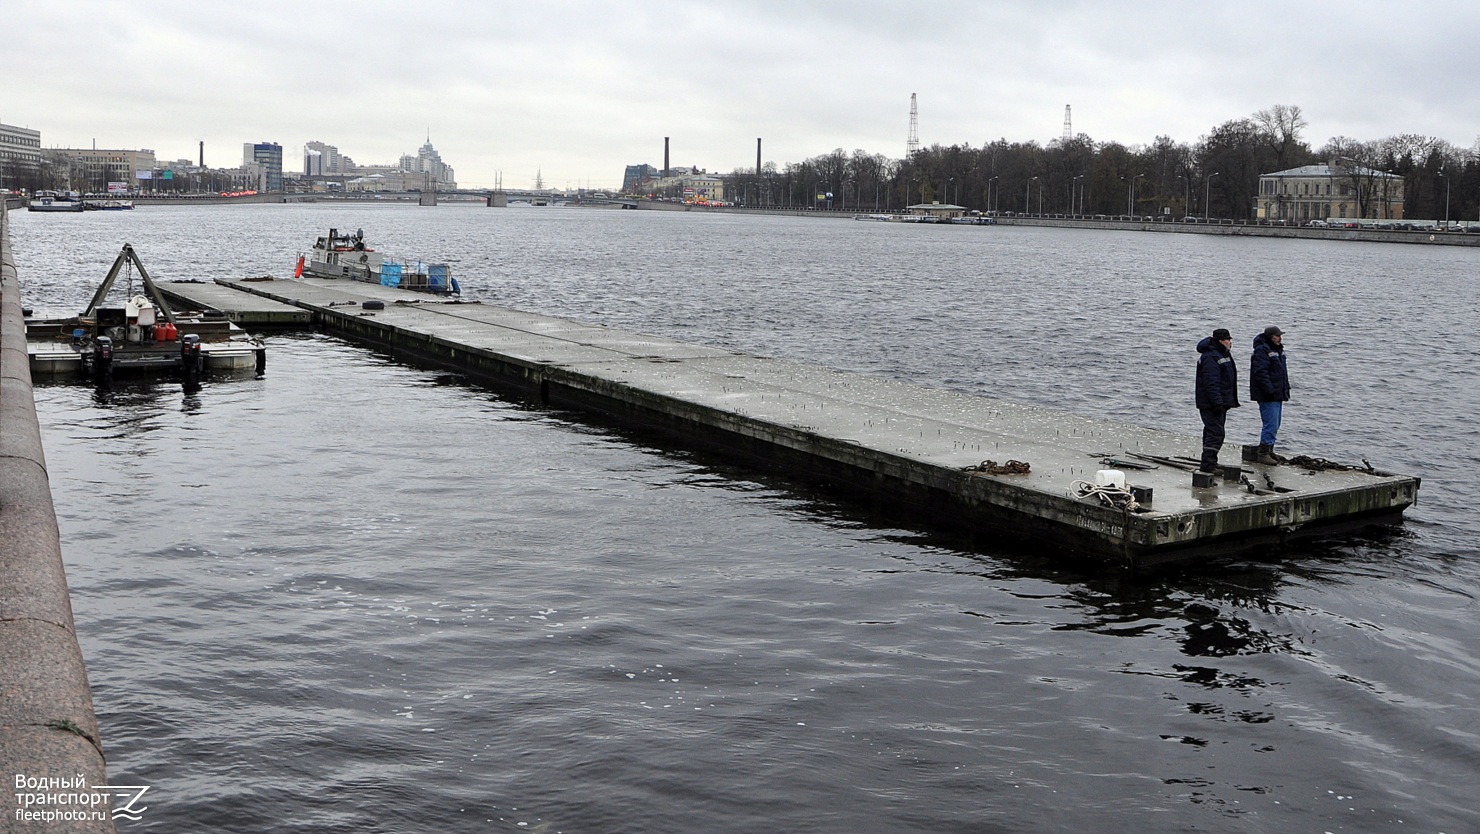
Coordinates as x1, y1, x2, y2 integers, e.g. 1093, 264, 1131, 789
1257, 160, 1404, 223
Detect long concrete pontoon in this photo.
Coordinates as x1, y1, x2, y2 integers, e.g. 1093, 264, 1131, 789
174, 276, 1417, 567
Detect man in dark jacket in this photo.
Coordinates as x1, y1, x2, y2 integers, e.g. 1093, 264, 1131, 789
1195, 328, 1240, 474
1249, 325, 1291, 465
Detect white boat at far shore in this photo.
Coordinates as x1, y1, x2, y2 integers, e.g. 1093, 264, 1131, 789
27, 190, 85, 212
853, 213, 926, 222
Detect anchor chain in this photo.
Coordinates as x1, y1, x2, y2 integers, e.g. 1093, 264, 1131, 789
963, 459, 1031, 475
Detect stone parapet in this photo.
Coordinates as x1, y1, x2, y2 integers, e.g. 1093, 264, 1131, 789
0, 203, 116, 833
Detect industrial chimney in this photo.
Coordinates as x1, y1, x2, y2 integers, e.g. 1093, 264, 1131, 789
663, 137, 670, 178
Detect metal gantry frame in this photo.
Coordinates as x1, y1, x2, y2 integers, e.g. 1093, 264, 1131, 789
82, 244, 178, 324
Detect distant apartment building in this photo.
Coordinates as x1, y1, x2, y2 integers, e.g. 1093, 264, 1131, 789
304, 140, 345, 175
623, 164, 658, 194
1257, 160, 1405, 222
43, 147, 159, 192
398, 139, 456, 190
684, 174, 724, 202
643, 168, 724, 202
155, 158, 217, 191
243, 141, 284, 192
346, 171, 422, 192
0, 122, 42, 188
301, 138, 456, 191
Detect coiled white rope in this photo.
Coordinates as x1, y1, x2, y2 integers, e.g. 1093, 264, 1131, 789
1069, 480, 1140, 511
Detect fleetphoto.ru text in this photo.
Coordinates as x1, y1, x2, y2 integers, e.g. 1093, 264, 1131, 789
12, 774, 150, 822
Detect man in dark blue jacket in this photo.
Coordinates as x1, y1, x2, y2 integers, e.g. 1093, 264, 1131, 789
1195, 328, 1240, 474
1249, 325, 1291, 465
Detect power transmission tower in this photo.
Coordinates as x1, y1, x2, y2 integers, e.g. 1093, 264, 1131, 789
907, 93, 920, 157
1063, 105, 1072, 142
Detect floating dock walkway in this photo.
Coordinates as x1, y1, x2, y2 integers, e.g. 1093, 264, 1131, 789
155, 279, 310, 328
169, 276, 1419, 566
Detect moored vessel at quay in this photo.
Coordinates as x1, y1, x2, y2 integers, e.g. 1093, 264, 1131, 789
27, 190, 86, 212
297, 228, 459, 295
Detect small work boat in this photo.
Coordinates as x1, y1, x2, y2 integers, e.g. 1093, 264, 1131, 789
25, 244, 266, 384
296, 228, 459, 295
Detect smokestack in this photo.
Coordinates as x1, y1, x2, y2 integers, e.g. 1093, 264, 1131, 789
199, 141, 204, 168
756, 138, 762, 176
663, 137, 670, 178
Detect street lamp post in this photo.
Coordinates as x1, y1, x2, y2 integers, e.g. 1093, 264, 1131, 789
947, 176, 956, 207
1438, 169, 1450, 226
989, 176, 999, 214
1072, 174, 1085, 215
1128, 173, 1145, 217
1028, 176, 1038, 215
1204, 171, 1220, 219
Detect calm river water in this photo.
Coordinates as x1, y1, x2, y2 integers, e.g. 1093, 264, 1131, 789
10, 204, 1479, 832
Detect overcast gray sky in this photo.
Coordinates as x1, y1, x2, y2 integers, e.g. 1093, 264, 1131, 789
5, 0, 1478, 189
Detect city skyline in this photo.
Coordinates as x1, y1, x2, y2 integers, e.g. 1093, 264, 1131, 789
5, 0, 1478, 191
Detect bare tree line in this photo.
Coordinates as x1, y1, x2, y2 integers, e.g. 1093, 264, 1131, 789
724, 105, 1480, 222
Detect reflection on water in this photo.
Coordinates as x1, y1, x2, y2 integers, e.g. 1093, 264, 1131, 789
16, 207, 1480, 832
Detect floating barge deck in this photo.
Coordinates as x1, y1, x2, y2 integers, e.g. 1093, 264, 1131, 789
193, 275, 1419, 566
25, 244, 266, 381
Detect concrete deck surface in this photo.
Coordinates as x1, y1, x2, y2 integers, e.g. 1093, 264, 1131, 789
193, 275, 1418, 564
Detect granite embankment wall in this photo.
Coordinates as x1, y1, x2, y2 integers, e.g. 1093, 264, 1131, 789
637, 199, 1480, 246
994, 216, 1480, 246
0, 204, 116, 832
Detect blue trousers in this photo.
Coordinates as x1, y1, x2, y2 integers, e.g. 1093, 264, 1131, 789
1258, 401, 1283, 447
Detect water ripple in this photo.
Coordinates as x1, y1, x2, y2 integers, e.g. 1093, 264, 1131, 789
16, 206, 1478, 833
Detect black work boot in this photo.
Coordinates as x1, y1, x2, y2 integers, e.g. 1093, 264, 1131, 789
1257, 444, 1280, 465
1199, 449, 1218, 474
